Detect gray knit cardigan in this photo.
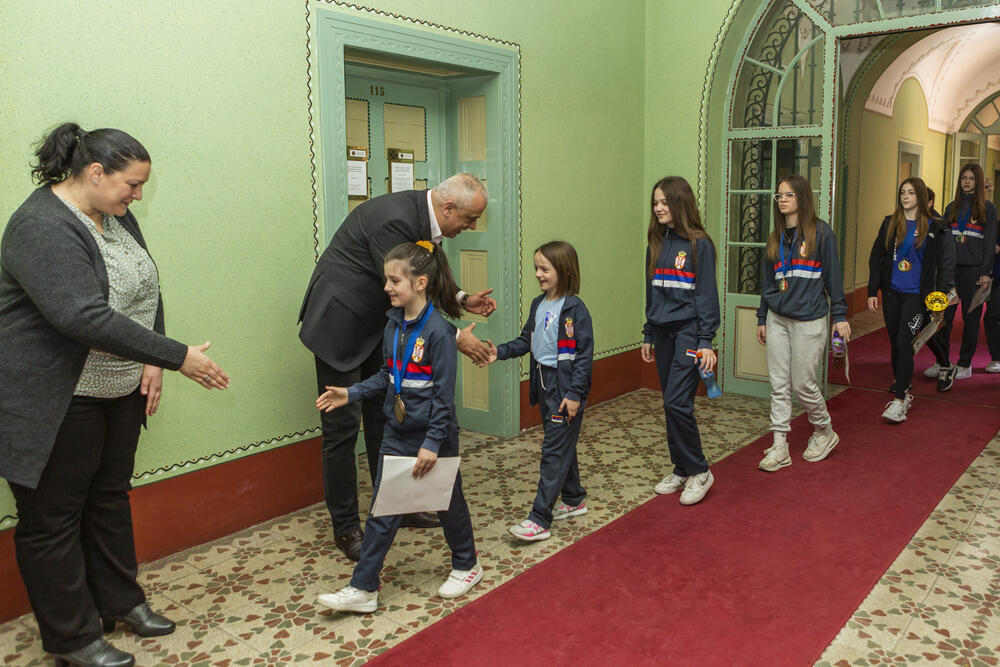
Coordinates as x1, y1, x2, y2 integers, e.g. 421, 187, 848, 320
0, 186, 188, 488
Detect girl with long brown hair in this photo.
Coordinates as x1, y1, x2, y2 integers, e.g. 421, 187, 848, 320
867, 177, 955, 422
923, 163, 997, 380
756, 174, 848, 471
642, 176, 720, 506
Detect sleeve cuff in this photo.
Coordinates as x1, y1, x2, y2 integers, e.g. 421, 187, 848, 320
347, 387, 362, 403
419, 437, 441, 454
697, 339, 714, 350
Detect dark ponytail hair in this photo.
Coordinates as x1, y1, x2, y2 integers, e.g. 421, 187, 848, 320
385, 241, 462, 319
31, 122, 150, 186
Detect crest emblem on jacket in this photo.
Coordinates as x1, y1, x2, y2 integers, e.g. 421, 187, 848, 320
799, 241, 808, 257
564, 317, 574, 338
411, 337, 425, 363
674, 251, 686, 270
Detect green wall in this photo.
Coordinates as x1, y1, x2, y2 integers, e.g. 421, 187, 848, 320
0, 0, 682, 525
851, 78, 947, 287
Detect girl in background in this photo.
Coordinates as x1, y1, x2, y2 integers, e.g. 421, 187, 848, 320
315, 241, 481, 613
867, 177, 955, 422
643, 176, 720, 506
756, 174, 849, 471
488, 241, 593, 542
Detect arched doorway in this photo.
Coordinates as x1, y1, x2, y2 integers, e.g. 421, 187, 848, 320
711, 0, 1000, 398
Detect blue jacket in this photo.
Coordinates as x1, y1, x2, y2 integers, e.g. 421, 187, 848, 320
347, 303, 457, 454
757, 220, 847, 325
643, 231, 720, 348
943, 196, 997, 275
497, 293, 593, 405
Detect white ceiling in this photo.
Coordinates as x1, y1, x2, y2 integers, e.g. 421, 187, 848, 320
865, 23, 1000, 135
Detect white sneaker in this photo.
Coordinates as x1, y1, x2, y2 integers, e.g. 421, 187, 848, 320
437, 562, 483, 598
923, 363, 942, 378
758, 446, 791, 471
551, 501, 588, 520
955, 365, 972, 379
986, 360, 1000, 373
509, 519, 550, 542
803, 427, 839, 462
654, 473, 687, 495
316, 586, 378, 613
679, 471, 714, 505
881, 399, 908, 423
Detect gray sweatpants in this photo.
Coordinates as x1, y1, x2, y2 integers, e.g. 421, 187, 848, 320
765, 311, 831, 432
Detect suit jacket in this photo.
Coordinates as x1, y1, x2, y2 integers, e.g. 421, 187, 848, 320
0, 186, 188, 488
299, 190, 432, 371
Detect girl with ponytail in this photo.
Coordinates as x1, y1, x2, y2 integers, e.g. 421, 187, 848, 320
315, 240, 482, 613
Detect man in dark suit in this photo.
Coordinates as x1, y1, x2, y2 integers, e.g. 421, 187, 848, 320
299, 173, 495, 561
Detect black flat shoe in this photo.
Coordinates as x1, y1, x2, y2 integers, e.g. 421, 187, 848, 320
55, 638, 134, 667
102, 602, 175, 637
400, 511, 441, 529
334, 527, 364, 561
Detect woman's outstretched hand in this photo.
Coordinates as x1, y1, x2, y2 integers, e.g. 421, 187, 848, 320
179, 341, 230, 389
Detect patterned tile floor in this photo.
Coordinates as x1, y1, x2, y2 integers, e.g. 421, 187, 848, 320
2, 312, 998, 665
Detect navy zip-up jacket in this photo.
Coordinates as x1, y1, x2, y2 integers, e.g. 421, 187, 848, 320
496, 293, 593, 405
757, 220, 847, 325
347, 303, 457, 454
643, 230, 720, 348
943, 196, 997, 276
868, 215, 955, 298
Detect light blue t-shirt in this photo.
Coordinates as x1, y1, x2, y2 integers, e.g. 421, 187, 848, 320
532, 296, 566, 368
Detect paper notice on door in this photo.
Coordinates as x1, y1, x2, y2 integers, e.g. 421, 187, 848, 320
390, 160, 414, 193
347, 160, 367, 197
370, 455, 460, 517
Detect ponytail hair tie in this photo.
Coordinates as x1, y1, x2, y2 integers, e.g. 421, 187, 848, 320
416, 240, 435, 253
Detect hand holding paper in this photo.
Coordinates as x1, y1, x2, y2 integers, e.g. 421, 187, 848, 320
371, 455, 461, 517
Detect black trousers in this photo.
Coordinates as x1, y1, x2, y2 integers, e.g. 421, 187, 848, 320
935, 265, 986, 367
651, 321, 708, 477
7, 390, 146, 654
315, 347, 385, 537
527, 365, 587, 529
882, 290, 926, 400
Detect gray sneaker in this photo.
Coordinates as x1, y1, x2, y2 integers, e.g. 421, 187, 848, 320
758, 446, 791, 472
986, 360, 1000, 373
881, 399, 908, 423
923, 363, 942, 378
955, 365, 972, 380
317, 586, 378, 613
679, 471, 714, 505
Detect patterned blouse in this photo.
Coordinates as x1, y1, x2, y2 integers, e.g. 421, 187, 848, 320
57, 197, 160, 398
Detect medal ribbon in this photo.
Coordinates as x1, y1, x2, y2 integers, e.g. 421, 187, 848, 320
956, 196, 972, 233
778, 229, 798, 283
895, 220, 916, 264
392, 303, 435, 396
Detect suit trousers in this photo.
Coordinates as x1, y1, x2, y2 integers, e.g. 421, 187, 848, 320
765, 311, 831, 432
935, 265, 985, 368
651, 321, 709, 477
527, 365, 587, 529
350, 432, 476, 591
7, 390, 146, 654
315, 349, 385, 537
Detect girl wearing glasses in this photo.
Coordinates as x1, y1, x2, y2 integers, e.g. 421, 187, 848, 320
756, 174, 849, 471
867, 177, 954, 422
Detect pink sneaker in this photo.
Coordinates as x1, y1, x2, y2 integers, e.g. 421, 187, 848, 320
551, 501, 588, 520
508, 519, 550, 541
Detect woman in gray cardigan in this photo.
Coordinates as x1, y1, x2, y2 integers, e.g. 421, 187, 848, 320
0, 123, 229, 667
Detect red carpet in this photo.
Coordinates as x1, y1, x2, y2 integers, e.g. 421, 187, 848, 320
370, 389, 1000, 666
829, 311, 1000, 408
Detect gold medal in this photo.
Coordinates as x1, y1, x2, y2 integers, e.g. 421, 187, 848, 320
897, 259, 911, 272
779, 278, 789, 292
957, 234, 967, 244
394, 395, 406, 423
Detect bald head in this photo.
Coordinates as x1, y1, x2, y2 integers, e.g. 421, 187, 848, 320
432, 173, 489, 237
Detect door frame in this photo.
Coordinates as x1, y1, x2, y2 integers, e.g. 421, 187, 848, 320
709, 0, 1000, 398
312, 9, 521, 436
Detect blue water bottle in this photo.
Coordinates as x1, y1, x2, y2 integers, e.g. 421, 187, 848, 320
687, 349, 722, 399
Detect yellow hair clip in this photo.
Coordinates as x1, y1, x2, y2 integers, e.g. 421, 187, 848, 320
416, 240, 435, 253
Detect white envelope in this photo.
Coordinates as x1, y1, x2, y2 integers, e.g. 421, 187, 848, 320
370, 455, 460, 517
